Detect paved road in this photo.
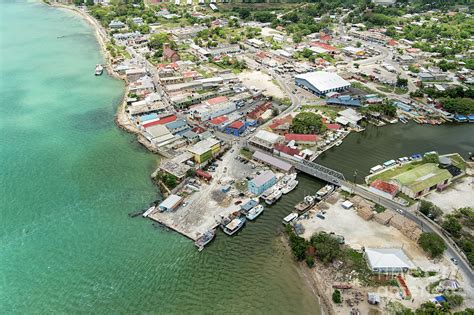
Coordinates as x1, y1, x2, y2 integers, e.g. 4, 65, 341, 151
349, 183, 473, 285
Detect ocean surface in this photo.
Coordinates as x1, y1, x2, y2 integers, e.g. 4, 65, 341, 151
0, 1, 321, 313
1, 1, 473, 314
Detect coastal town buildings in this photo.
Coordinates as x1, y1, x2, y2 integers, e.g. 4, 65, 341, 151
295, 71, 351, 96
248, 170, 277, 195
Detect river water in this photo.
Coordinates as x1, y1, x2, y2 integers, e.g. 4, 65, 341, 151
1, 1, 473, 314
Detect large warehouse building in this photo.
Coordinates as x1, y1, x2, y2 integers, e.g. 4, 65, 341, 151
295, 71, 351, 96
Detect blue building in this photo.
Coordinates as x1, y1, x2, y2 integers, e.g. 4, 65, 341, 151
248, 171, 277, 195
225, 121, 246, 136
165, 119, 189, 134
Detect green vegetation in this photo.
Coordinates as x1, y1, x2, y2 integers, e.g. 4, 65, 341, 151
291, 112, 326, 134
442, 215, 462, 238
440, 98, 474, 116
419, 200, 443, 220
418, 232, 446, 259
332, 289, 342, 304
240, 147, 253, 160
443, 207, 474, 266
374, 204, 386, 213
362, 102, 397, 117
148, 33, 177, 59
301, 105, 341, 119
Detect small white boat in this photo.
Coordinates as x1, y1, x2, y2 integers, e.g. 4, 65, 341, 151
316, 184, 334, 200
142, 206, 156, 218
264, 190, 282, 205
281, 179, 298, 194
246, 205, 264, 220
195, 229, 216, 251
95, 64, 104, 76
222, 217, 246, 236
282, 212, 298, 225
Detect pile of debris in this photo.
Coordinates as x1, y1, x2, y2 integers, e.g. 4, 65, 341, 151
390, 214, 422, 241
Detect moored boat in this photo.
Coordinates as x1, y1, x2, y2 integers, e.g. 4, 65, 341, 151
142, 206, 156, 218
282, 212, 298, 225
294, 195, 315, 213
316, 184, 334, 200
195, 229, 216, 251
264, 189, 282, 205
246, 205, 264, 221
281, 179, 298, 194
221, 217, 246, 236
95, 64, 104, 76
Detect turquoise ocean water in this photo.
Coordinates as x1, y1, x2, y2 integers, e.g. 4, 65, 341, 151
0, 1, 322, 313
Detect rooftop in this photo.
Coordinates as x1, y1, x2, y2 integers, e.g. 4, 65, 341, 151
253, 151, 293, 172
252, 130, 281, 145
295, 71, 350, 92
370, 179, 398, 196
284, 134, 318, 142
251, 170, 276, 187
365, 248, 414, 270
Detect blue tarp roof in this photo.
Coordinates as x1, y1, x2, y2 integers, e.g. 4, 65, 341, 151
141, 113, 159, 121
435, 296, 447, 303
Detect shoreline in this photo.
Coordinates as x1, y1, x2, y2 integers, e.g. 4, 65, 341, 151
49, 3, 147, 143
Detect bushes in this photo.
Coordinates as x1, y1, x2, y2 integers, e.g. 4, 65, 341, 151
287, 226, 309, 261
418, 232, 447, 259
332, 289, 342, 304
419, 200, 443, 220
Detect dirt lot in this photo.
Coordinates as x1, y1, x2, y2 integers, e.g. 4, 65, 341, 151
239, 70, 286, 99
297, 194, 473, 311
149, 147, 258, 239
424, 176, 474, 215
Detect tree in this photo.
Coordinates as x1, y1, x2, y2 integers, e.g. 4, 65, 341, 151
418, 232, 446, 259
310, 232, 342, 264
442, 215, 462, 238
419, 200, 443, 220
396, 76, 408, 88
148, 33, 177, 56
291, 112, 326, 134
445, 292, 464, 309
332, 289, 342, 304
305, 255, 315, 268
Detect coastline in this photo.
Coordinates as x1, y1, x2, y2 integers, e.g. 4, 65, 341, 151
49, 3, 147, 143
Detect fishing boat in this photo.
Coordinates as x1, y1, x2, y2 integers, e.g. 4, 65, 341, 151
316, 184, 334, 200
264, 189, 282, 205
195, 229, 216, 251
95, 64, 104, 76
142, 205, 156, 218
246, 205, 264, 221
281, 179, 298, 194
221, 217, 246, 236
294, 195, 316, 213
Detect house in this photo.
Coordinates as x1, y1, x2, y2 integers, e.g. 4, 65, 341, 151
109, 20, 125, 29
336, 108, 363, 127
187, 138, 221, 164
225, 121, 246, 136
129, 76, 155, 96
163, 43, 180, 63
343, 46, 365, 57
284, 134, 318, 145
248, 171, 277, 195
369, 179, 399, 200
364, 248, 414, 273
248, 130, 283, 152
165, 119, 189, 134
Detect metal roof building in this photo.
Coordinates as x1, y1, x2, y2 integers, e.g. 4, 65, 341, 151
364, 248, 414, 273
295, 71, 350, 96
253, 151, 293, 173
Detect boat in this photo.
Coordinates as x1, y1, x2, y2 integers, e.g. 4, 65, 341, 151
316, 184, 334, 200
281, 179, 298, 194
399, 117, 408, 124
142, 206, 156, 218
95, 64, 104, 76
294, 195, 316, 213
282, 212, 298, 225
195, 229, 216, 251
246, 205, 264, 221
264, 189, 282, 205
370, 165, 383, 174
221, 217, 246, 236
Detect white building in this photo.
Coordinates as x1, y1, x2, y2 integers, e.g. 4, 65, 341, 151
249, 130, 283, 152
190, 96, 236, 121
365, 248, 414, 273
295, 71, 350, 96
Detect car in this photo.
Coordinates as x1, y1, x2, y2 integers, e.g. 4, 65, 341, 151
451, 258, 459, 265
396, 209, 404, 215
230, 149, 234, 153
234, 200, 242, 205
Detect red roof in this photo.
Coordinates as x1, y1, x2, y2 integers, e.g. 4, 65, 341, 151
228, 121, 245, 129
269, 115, 293, 130
309, 41, 337, 51
274, 143, 301, 156
143, 115, 177, 128
370, 179, 398, 196
285, 134, 318, 142
196, 169, 212, 180
320, 34, 331, 42
325, 123, 341, 130
387, 39, 398, 46
206, 96, 228, 105
209, 116, 228, 125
